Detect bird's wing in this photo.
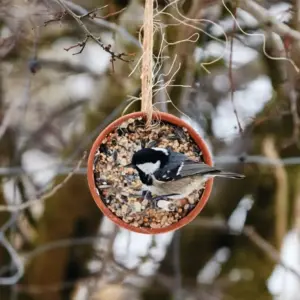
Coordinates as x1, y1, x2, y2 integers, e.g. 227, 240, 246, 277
153, 152, 220, 182
153, 152, 185, 182
179, 160, 244, 179
178, 160, 221, 178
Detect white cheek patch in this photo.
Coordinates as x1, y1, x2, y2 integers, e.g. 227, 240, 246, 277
152, 147, 169, 155
137, 161, 160, 174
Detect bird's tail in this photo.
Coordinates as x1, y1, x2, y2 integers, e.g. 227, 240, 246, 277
215, 171, 245, 179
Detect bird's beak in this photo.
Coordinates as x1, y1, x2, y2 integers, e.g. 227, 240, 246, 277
124, 163, 134, 168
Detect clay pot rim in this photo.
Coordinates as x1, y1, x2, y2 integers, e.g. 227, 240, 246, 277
87, 112, 213, 234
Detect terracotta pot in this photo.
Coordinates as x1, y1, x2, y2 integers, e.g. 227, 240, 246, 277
87, 112, 213, 234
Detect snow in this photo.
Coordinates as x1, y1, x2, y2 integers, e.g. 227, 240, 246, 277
22, 149, 58, 186
40, 33, 111, 75
81, 37, 112, 74
269, 2, 291, 22
113, 222, 174, 275
65, 74, 95, 100
203, 39, 258, 68
267, 230, 300, 300
212, 76, 272, 142
88, 217, 174, 281
197, 247, 231, 284
212, 74, 230, 92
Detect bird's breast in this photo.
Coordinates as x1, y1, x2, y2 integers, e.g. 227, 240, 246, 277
148, 176, 206, 198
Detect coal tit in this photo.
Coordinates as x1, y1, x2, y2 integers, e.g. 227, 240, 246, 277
126, 147, 244, 199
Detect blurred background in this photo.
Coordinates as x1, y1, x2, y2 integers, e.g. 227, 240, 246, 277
1, 0, 300, 299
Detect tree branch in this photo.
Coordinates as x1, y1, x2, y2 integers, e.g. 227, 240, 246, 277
239, 0, 300, 41
0, 153, 86, 212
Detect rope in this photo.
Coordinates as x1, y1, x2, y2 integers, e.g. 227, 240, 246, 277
141, 0, 154, 125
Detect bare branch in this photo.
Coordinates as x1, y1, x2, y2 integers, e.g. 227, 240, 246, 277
44, 10, 67, 26
64, 36, 89, 55
78, 6, 108, 20
0, 152, 86, 212
54, 0, 134, 63
191, 218, 300, 281
262, 137, 288, 247
228, 3, 243, 134
0, 215, 24, 285
51, 0, 140, 47
239, 0, 300, 41
97, 6, 127, 20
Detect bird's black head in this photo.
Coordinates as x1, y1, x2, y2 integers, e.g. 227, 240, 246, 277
126, 147, 168, 174
127, 147, 169, 185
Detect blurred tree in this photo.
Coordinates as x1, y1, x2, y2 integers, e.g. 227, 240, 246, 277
1, 1, 300, 300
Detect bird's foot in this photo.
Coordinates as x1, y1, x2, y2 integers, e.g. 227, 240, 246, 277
142, 190, 157, 209
142, 191, 180, 209
142, 190, 153, 200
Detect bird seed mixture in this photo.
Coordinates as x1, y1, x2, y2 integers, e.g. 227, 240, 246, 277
93, 117, 205, 229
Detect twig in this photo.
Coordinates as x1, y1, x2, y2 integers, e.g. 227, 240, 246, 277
78, 6, 127, 20
0, 24, 38, 141
0, 234, 24, 285
262, 137, 288, 248
14, 262, 137, 294
0, 152, 86, 212
51, 0, 140, 47
0, 234, 112, 279
64, 36, 89, 55
44, 10, 67, 26
239, 0, 300, 41
19, 100, 86, 154
97, 7, 127, 20
228, 3, 243, 134
25, 235, 109, 260
222, 0, 299, 72
0, 215, 16, 234
55, 0, 131, 64
191, 218, 300, 281
5, 154, 300, 177
0, 28, 39, 141
0, 215, 24, 285
243, 226, 300, 282
78, 6, 108, 20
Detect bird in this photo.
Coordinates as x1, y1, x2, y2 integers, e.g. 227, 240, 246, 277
125, 147, 245, 200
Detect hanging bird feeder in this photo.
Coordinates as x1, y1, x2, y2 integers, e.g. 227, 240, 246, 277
87, 0, 214, 234
87, 112, 213, 234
